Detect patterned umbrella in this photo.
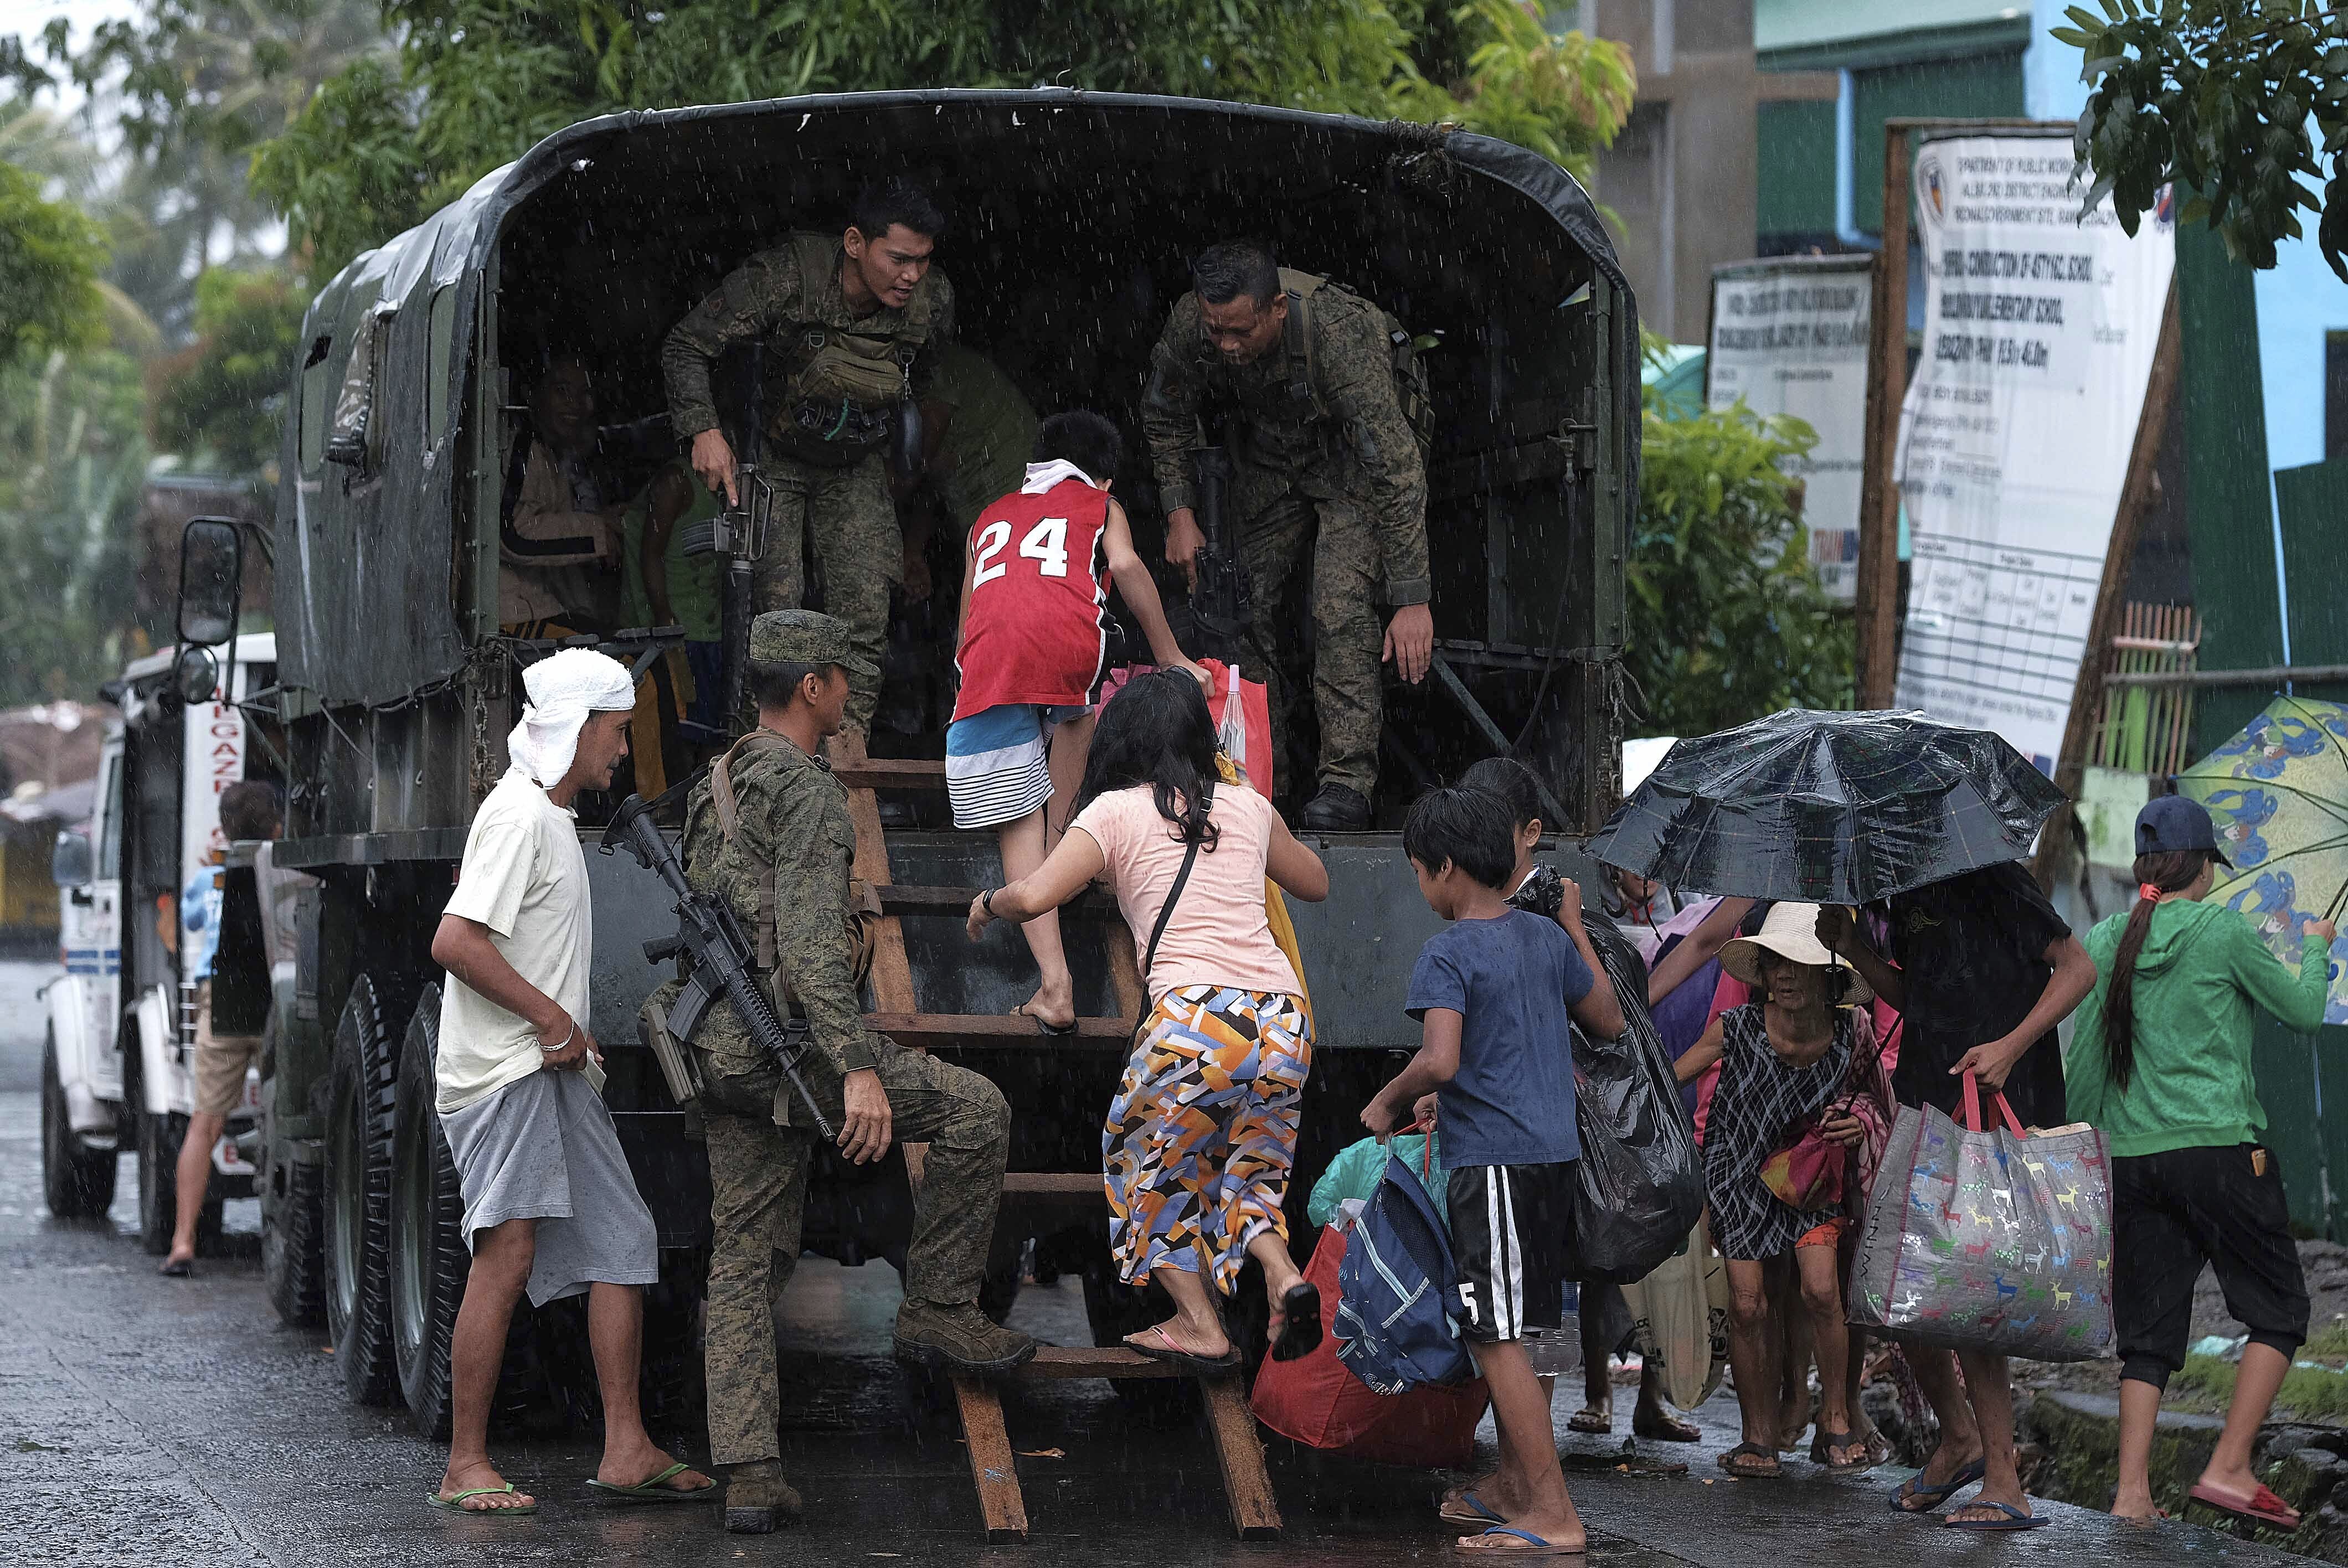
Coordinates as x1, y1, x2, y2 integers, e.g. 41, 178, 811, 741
1588, 709, 2068, 904
2177, 695, 2348, 1025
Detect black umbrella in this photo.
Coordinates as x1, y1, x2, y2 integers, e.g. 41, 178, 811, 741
1587, 709, 2068, 905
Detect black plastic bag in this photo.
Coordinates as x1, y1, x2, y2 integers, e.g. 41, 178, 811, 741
1568, 924, 1705, 1285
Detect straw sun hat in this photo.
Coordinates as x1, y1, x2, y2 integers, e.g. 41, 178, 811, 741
1718, 901, 1873, 1005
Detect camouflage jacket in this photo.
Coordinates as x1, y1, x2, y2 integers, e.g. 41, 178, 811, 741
661, 230, 957, 442
1140, 278, 1430, 605
679, 730, 877, 1075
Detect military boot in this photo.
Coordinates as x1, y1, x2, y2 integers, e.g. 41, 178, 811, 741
892, 1301, 1037, 1375
724, 1460, 802, 1534
1300, 783, 1371, 832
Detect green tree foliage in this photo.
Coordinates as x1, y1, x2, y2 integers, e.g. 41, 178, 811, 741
0, 346, 148, 703
148, 267, 306, 481
0, 160, 109, 360
243, 0, 1634, 281
1628, 372, 1852, 737
2057, 0, 2348, 278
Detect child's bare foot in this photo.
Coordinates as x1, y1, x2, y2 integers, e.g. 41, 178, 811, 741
1012, 986, 1076, 1032
1124, 1316, 1232, 1361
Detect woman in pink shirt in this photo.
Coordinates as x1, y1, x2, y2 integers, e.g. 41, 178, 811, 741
968, 670, 1330, 1369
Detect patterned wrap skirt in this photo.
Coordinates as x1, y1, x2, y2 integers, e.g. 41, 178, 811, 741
1103, 984, 1314, 1294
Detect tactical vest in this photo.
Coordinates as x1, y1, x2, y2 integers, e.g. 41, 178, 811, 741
768, 231, 945, 465
704, 730, 882, 1010
1275, 269, 1436, 461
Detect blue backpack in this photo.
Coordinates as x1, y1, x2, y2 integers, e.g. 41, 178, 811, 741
1333, 1149, 1476, 1394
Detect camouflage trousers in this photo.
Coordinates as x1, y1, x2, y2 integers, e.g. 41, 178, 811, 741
1233, 467, 1388, 801
696, 1035, 1009, 1466
749, 450, 899, 736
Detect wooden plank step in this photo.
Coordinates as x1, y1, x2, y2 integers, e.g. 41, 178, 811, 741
878, 883, 1120, 916
1201, 1374, 1284, 1539
1001, 1171, 1103, 1201
834, 758, 948, 792
866, 1012, 1134, 1049
1017, 1345, 1185, 1381
949, 1375, 1029, 1543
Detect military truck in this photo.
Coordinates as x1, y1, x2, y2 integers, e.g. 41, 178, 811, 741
191, 89, 1636, 1429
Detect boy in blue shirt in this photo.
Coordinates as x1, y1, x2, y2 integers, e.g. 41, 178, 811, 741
1362, 786, 1621, 1556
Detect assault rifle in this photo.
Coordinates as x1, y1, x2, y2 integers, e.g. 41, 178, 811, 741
680, 345, 772, 732
1188, 445, 1250, 663
600, 791, 836, 1140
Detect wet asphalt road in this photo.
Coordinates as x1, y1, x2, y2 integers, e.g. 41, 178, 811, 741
0, 957, 2309, 1566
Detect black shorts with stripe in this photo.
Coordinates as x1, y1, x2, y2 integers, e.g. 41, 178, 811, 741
1446, 1160, 1576, 1343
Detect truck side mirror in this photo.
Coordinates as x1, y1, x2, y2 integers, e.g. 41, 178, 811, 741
50, 829, 92, 889
177, 516, 244, 648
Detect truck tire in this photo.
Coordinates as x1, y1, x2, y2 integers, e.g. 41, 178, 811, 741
325, 972, 413, 1406
393, 987, 469, 1435
137, 1109, 222, 1257
42, 1033, 117, 1218
262, 1145, 327, 1328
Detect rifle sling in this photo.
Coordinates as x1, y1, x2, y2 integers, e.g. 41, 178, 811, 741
709, 730, 792, 971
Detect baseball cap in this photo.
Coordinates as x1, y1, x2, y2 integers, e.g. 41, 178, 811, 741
2136, 793, 2232, 869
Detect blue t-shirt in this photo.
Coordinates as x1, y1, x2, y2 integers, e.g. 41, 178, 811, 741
1405, 908, 1592, 1168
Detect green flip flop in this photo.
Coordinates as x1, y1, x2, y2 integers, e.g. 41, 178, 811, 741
584, 1459, 714, 1504
426, 1483, 537, 1515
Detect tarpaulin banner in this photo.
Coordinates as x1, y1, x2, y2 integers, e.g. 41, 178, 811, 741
1706, 255, 1873, 602
1892, 134, 2176, 775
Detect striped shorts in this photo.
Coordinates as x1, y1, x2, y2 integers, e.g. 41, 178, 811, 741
944, 702, 1088, 829
1445, 1160, 1576, 1342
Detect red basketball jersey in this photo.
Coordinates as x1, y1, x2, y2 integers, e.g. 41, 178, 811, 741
950, 475, 1114, 720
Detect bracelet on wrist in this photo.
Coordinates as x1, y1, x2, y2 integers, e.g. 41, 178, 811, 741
541, 1022, 576, 1054
981, 887, 999, 917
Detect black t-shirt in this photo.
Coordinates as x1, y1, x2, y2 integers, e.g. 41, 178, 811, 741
1881, 860, 2071, 1127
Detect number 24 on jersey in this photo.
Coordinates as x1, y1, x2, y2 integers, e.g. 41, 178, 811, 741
971, 515, 1069, 586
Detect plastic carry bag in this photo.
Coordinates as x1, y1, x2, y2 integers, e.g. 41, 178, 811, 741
1618, 1220, 1731, 1412
1846, 1074, 2114, 1362
1308, 1132, 1448, 1228
1568, 927, 1706, 1283
1098, 659, 1274, 797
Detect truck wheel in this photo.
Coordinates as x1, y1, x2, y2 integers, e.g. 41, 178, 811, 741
136, 1110, 223, 1256
262, 1144, 327, 1328
42, 1033, 117, 1218
325, 972, 413, 1405
393, 987, 466, 1435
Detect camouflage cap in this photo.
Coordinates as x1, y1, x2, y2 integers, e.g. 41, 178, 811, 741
748, 608, 878, 677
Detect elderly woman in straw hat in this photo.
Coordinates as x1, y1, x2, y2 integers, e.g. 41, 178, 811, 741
1674, 901, 1887, 1481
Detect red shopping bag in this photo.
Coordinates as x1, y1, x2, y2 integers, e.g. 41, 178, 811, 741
1249, 1224, 1490, 1467
1098, 659, 1274, 798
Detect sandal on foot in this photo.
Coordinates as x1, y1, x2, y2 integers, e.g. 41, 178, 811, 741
1811, 1430, 1875, 1476
158, 1258, 193, 1278
1717, 1441, 1781, 1479
2189, 1481, 2301, 1531
1566, 1400, 1612, 1435
1439, 1488, 1507, 1528
1126, 1323, 1239, 1374
585, 1459, 714, 1503
1009, 1004, 1077, 1038
1632, 1410, 1702, 1443
1889, 1457, 1986, 1513
426, 1484, 537, 1516
1269, 1282, 1323, 1363
1455, 1525, 1585, 1556
1944, 1500, 2048, 1531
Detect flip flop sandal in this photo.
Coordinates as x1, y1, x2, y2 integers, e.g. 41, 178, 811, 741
1269, 1283, 1323, 1362
1566, 1401, 1612, 1435
1943, 1501, 2048, 1531
1811, 1430, 1876, 1475
1631, 1412, 1702, 1443
426, 1484, 538, 1516
1455, 1525, 1583, 1557
1888, 1457, 1986, 1513
1126, 1323, 1240, 1375
1716, 1442, 1782, 1479
157, 1258, 193, 1278
1439, 1489, 1506, 1528
585, 1460, 714, 1503
1008, 1004, 1077, 1038
2189, 1481, 2302, 1531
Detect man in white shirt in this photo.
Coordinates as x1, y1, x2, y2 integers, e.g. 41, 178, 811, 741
425, 647, 711, 1515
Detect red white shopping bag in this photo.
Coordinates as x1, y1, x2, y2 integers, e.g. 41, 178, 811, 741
1098, 658, 1274, 798
1249, 1224, 1490, 1467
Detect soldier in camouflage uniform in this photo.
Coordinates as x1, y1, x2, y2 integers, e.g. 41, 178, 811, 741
679, 609, 1033, 1533
1141, 239, 1434, 831
661, 182, 957, 747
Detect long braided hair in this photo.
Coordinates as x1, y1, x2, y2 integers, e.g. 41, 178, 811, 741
2104, 848, 2216, 1091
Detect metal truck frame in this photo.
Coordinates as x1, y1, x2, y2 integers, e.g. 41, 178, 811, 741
174, 90, 1638, 1430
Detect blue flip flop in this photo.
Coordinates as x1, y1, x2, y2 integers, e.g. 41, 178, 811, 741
1889, 1457, 1987, 1513
1456, 1525, 1582, 1556
1439, 1488, 1505, 1527
1944, 1500, 2048, 1531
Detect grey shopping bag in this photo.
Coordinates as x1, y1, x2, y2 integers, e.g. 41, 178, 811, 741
1846, 1074, 2113, 1363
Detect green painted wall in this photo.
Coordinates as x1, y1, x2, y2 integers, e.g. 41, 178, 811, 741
1850, 50, 2026, 234
1758, 99, 1837, 238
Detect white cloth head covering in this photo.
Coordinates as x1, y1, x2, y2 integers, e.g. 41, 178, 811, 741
509, 648, 636, 788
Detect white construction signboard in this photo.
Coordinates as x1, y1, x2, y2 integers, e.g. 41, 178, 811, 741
1892, 134, 2175, 773
1706, 256, 1873, 602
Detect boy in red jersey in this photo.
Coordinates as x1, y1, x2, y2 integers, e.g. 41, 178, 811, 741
949, 411, 1207, 1031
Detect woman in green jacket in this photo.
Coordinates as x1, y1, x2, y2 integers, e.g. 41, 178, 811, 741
2064, 795, 2334, 1530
